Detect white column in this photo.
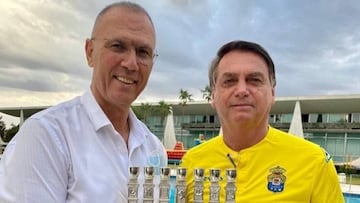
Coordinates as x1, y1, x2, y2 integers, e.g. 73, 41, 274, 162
288, 101, 304, 138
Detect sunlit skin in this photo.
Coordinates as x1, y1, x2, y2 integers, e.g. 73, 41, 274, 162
211, 51, 275, 151
85, 7, 156, 143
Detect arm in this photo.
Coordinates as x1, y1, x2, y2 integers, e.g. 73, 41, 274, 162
0, 118, 69, 203
311, 149, 345, 203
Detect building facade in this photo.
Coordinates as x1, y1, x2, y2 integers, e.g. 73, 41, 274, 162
144, 95, 360, 164
1, 94, 360, 164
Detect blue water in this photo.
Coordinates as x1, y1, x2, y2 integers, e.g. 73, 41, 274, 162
344, 193, 360, 203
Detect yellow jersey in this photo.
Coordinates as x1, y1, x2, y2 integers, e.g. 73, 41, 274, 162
180, 126, 344, 203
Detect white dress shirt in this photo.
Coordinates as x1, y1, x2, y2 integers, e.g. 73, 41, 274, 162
0, 90, 167, 203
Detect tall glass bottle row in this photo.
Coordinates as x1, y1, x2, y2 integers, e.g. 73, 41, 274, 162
127, 167, 236, 203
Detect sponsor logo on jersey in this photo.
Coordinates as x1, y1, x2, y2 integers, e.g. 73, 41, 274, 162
324, 149, 332, 163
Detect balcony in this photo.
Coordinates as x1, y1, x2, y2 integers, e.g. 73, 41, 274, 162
271, 122, 360, 133
182, 122, 360, 132
181, 122, 220, 130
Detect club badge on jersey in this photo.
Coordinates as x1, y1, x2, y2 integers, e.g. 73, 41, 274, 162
267, 166, 286, 193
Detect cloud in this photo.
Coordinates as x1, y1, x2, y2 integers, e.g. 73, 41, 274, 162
0, 0, 360, 109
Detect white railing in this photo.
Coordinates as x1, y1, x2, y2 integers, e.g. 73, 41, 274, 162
340, 173, 360, 194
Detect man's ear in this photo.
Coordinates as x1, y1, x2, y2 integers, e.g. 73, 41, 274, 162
271, 87, 275, 105
210, 91, 216, 109
85, 39, 94, 67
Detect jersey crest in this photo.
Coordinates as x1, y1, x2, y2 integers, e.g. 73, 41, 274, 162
267, 166, 286, 193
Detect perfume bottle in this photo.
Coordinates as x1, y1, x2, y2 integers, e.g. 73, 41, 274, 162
209, 168, 221, 203
175, 167, 187, 203
225, 168, 237, 203
193, 168, 204, 203
143, 166, 155, 203
159, 167, 170, 203
128, 166, 140, 203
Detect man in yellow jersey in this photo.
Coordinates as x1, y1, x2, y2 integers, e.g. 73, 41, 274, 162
180, 40, 344, 203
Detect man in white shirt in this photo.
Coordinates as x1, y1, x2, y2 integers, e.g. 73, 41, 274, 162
0, 2, 167, 202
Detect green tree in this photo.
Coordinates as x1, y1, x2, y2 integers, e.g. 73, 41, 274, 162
157, 100, 171, 125
4, 124, 19, 142
0, 116, 5, 141
134, 102, 154, 124
179, 89, 193, 107
132, 105, 142, 120
201, 85, 212, 124
201, 85, 212, 103
178, 89, 193, 142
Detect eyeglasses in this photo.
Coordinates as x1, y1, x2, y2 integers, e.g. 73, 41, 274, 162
91, 38, 158, 66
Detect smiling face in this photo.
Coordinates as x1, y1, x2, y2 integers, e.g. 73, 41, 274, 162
211, 51, 275, 128
85, 6, 156, 111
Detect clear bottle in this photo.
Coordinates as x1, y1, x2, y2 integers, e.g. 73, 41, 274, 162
128, 166, 140, 203
176, 167, 187, 203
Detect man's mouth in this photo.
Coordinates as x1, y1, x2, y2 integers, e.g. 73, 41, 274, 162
114, 76, 137, 84
230, 103, 253, 108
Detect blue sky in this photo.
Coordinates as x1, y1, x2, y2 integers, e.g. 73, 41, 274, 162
1, 0, 360, 125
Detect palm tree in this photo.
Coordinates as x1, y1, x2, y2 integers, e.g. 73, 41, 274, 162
201, 85, 213, 136
201, 85, 212, 103
157, 100, 171, 125
0, 116, 5, 141
156, 101, 172, 144
178, 89, 193, 143
4, 124, 19, 142
179, 89, 193, 107
132, 103, 153, 125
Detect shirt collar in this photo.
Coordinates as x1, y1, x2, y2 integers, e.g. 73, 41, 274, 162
128, 108, 149, 145
80, 89, 111, 131
80, 89, 150, 142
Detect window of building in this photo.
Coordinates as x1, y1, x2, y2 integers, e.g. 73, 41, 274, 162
268, 114, 293, 123
194, 115, 203, 123
346, 133, 360, 159
269, 115, 275, 123
275, 114, 281, 122
327, 113, 347, 123
174, 115, 191, 126
209, 115, 215, 123
302, 114, 309, 123
282, 114, 293, 123
182, 115, 191, 123
326, 133, 345, 162
306, 132, 326, 148
345, 138, 360, 161
348, 132, 360, 138
352, 113, 360, 123
309, 114, 323, 123
147, 116, 161, 126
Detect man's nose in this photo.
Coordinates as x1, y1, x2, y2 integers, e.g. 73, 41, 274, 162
121, 48, 139, 71
234, 80, 250, 97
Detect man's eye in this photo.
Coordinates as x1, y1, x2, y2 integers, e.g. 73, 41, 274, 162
222, 78, 236, 86
137, 48, 151, 58
248, 77, 262, 83
111, 42, 126, 50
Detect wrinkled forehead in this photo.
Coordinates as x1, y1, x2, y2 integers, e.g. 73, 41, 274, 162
218, 51, 268, 71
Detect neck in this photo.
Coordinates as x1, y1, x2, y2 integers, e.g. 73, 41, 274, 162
222, 124, 269, 151
90, 86, 132, 144
102, 104, 131, 144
